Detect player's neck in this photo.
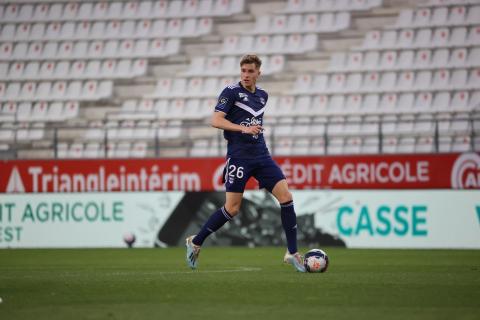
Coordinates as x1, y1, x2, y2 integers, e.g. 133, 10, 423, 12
240, 81, 256, 93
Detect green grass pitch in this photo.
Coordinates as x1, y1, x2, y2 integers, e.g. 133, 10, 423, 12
0, 248, 479, 320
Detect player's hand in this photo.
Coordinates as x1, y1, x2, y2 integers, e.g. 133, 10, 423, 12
242, 125, 263, 135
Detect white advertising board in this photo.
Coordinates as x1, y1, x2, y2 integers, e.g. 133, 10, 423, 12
0, 192, 184, 248
1, 190, 479, 248
270, 190, 480, 249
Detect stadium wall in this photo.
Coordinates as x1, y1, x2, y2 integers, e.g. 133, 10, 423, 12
0, 152, 479, 249
0, 190, 479, 249
1, 152, 480, 192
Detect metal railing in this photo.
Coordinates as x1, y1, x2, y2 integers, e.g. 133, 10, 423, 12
0, 114, 479, 159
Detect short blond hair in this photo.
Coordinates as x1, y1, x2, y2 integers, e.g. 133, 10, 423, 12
240, 54, 262, 69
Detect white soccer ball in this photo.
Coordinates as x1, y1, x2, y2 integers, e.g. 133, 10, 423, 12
303, 249, 329, 273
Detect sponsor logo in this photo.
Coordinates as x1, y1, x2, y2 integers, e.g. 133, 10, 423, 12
218, 96, 228, 106
6, 167, 25, 193
336, 204, 428, 237
451, 153, 480, 189
4, 165, 201, 193
240, 117, 262, 139
239, 92, 249, 102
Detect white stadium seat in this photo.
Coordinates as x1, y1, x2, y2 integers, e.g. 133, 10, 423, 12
77, 3, 93, 20
432, 69, 450, 90
379, 51, 396, 69
131, 142, 147, 158
26, 42, 44, 59
449, 6, 466, 26
106, 2, 123, 19
450, 27, 467, 46
413, 8, 431, 27
31, 101, 48, 121
76, 21, 91, 39
432, 7, 448, 26
71, 61, 86, 79
20, 82, 36, 100
394, 50, 413, 69
24, 62, 39, 80
414, 29, 432, 50
13, 43, 28, 59
450, 48, 467, 66
431, 49, 448, 68
32, 3, 49, 21
63, 101, 79, 119
380, 93, 397, 113
0, 63, 7, 79
380, 72, 397, 91
123, 1, 139, 19
46, 102, 63, 121
451, 91, 469, 111
66, 81, 82, 99
466, 6, 480, 25
433, 91, 451, 112
105, 20, 121, 38
467, 47, 480, 67
90, 22, 106, 39
9, 62, 25, 79
17, 102, 32, 121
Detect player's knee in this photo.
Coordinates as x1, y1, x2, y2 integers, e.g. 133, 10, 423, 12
224, 203, 240, 216
278, 191, 293, 204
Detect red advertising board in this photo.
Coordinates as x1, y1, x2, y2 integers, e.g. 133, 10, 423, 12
0, 153, 479, 193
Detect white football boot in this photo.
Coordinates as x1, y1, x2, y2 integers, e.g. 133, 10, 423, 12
185, 235, 201, 269
284, 250, 306, 273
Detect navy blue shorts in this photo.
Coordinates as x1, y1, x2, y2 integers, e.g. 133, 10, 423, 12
222, 156, 286, 193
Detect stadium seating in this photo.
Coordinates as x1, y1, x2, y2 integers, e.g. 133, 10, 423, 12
248, 12, 351, 34
267, 0, 479, 155
0, 1, 245, 21
0, 0, 478, 158
279, 0, 382, 13
0, 39, 180, 61
180, 55, 286, 76
215, 34, 318, 55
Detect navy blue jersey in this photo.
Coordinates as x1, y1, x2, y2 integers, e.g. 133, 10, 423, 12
214, 82, 270, 159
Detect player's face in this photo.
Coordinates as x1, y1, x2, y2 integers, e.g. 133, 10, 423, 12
240, 63, 260, 89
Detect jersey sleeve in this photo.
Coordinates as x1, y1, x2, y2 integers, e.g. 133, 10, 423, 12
214, 86, 236, 114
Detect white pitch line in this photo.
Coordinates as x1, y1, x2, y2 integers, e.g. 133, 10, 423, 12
108, 267, 263, 276
0, 267, 263, 279
166, 267, 263, 274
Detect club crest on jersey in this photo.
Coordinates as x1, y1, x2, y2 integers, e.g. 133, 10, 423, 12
260, 97, 266, 105
239, 93, 249, 102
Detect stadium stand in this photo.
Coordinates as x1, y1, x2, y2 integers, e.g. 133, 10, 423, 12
0, 0, 478, 158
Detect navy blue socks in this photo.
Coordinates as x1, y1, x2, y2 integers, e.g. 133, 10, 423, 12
193, 202, 297, 253
281, 200, 298, 254
192, 207, 233, 246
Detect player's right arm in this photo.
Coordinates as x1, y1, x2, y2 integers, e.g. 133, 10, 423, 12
211, 111, 262, 135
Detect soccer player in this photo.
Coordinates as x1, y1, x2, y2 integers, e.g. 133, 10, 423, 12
185, 54, 305, 272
